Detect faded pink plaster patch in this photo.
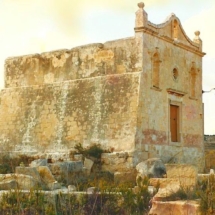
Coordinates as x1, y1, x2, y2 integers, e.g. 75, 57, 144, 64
184, 105, 197, 120
183, 134, 202, 147
142, 129, 167, 145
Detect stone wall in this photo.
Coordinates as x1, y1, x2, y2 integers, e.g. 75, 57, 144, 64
0, 72, 140, 154
4, 38, 142, 88
134, 9, 204, 170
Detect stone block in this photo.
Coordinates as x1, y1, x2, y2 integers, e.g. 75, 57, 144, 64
15, 167, 42, 184
136, 158, 166, 178
166, 164, 197, 187
68, 185, 77, 192
37, 166, 56, 184
101, 152, 132, 172
87, 187, 98, 194
150, 178, 179, 188
0, 180, 17, 190
30, 159, 48, 167
1, 173, 38, 190
48, 161, 84, 184
150, 178, 181, 200
48, 181, 61, 190
14, 174, 38, 190
149, 200, 200, 215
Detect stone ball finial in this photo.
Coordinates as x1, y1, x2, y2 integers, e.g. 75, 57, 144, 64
138, 2, 145, 9
194, 31, 200, 36
171, 13, 176, 17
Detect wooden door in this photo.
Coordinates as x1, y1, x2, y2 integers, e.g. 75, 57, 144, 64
170, 105, 178, 142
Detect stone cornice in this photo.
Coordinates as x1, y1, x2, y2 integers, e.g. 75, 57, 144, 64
134, 26, 205, 57
166, 88, 187, 97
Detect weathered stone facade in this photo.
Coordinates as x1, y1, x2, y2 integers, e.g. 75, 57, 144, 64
0, 3, 205, 171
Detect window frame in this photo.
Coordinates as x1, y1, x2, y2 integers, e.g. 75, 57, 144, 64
168, 99, 182, 145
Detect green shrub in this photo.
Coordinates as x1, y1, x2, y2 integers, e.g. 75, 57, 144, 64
0, 153, 34, 173
198, 174, 215, 215
0, 177, 153, 215
74, 143, 105, 159
0, 189, 47, 214
167, 186, 199, 201
118, 177, 152, 215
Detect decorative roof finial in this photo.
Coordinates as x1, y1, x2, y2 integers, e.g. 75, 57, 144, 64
138, 2, 145, 9
194, 31, 200, 37
135, 2, 148, 30
193, 31, 202, 51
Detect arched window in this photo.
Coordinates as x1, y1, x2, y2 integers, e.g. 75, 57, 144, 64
173, 20, 178, 39
172, 68, 179, 81
152, 53, 160, 88
190, 65, 196, 98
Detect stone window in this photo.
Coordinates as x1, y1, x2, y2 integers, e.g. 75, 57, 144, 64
190, 63, 197, 98
173, 20, 178, 39
152, 52, 160, 88
172, 68, 178, 81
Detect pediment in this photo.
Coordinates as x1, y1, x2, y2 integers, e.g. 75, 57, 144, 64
150, 14, 197, 48
135, 10, 205, 56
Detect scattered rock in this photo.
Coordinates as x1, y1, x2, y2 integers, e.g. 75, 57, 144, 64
49, 161, 83, 175
166, 164, 197, 187
37, 166, 56, 184
150, 178, 180, 201
87, 187, 98, 194
48, 181, 61, 190
149, 200, 200, 215
49, 161, 84, 184
68, 185, 77, 192
15, 167, 42, 184
37, 166, 60, 190
29, 159, 48, 167
101, 152, 132, 172
136, 158, 166, 179
0, 180, 17, 190
12, 174, 38, 190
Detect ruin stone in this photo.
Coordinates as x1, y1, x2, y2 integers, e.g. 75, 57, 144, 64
150, 178, 181, 201
48, 161, 84, 184
68, 185, 77, 192
166, 164, 197, 187
29, 159, 48, 167
15, 166, 42, 184
136, 158, 166, 179
0, 180, 17, 190
37, 166, 61, 190
149, 200, 200, 215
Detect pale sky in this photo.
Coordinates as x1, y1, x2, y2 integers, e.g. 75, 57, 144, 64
0, 0, 214, 134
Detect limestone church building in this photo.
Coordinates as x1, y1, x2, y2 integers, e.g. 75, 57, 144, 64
0, 3, 205, 171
